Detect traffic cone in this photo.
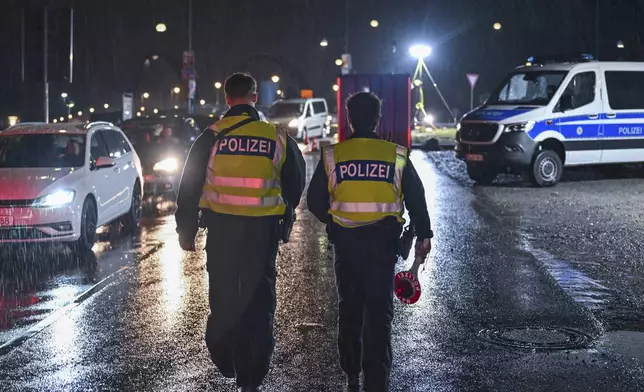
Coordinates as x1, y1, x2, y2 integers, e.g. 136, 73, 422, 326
311, 137, 319, 152
303, 133, 309, 146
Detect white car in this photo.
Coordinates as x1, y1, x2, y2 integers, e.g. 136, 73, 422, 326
0, 122, 144, 251
267, 98, 330, 140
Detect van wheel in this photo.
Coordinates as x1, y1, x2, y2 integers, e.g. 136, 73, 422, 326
75, 198, 97, 253
467, 164, 497, 185
531, 150, 563, 187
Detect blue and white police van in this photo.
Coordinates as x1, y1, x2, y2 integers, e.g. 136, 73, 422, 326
455, 54, 644, 186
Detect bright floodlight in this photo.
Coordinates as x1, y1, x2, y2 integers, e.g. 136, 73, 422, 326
409, 44, 432, 59
156, 23, 167, 33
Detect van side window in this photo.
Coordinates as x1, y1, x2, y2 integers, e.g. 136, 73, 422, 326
312, 101, 326, 114
559, 72, 596, 110
605, 71, 644, 110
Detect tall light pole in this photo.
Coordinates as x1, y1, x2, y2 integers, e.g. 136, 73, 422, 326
188, 0, 193, 51
43, 7, 49, 122
595, 0, 600, 59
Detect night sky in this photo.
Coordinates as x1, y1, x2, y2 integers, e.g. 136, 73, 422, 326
2, 0, 644, 122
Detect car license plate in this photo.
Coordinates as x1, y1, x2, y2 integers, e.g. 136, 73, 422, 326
466, 154, 484, 162
0, 216, 14, 226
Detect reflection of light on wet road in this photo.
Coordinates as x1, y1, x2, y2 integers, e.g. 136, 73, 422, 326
48, 312, 79, 377
158, 242, 187, 322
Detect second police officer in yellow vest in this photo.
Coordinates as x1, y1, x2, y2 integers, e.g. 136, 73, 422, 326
307, 92, 433, 392
175, 73, 305, 392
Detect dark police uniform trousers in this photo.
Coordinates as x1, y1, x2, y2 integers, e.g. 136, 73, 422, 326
331, 219, 401, 392
203, 211, 280, 388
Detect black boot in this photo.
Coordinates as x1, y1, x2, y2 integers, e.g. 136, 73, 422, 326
347, 374, 360, 391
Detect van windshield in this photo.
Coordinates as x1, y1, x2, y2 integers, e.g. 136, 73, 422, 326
268, 102, 304, 118
487, 71, 568, 106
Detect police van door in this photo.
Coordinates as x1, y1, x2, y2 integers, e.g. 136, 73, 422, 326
600, 68, 644, 164
555, 70, 602, 165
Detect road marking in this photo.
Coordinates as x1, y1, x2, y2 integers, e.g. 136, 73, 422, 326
0, 242, 163, 358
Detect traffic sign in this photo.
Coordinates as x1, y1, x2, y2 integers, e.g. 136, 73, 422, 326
466, 73, 479, 89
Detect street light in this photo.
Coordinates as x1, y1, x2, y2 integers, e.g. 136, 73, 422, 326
335, 58, 343, 66
409, 44, 432, 59
156, 23, 167, 32
67, 102, 75, 108
140, 106, 145, 111
143, 92, 150, 99
53, 119, 58, 123
59, 116, 64, 121
332, 84, 339, 92
68, 114, 73, 119
103, 103, 109, 109
276, 89, 282, 96
173, 86, 181, 94
136, 112, 141, 117
89, 107, 95, 113
174, 105, 179, 110
153, 108, 159, 114
214, 81, 222, 89
370, 20, 379, 28
200, 99, 206, 105
61, 92, 68, 98
320, 38, 328, 47
77, 111, 83, 116
413, 79, 423, 87
617, 40, 625, 49
493, 22, 502, 30
271, 75, 280, 83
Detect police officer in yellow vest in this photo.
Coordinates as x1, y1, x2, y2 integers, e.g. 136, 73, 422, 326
307, 92, 433, 392
175, 73, 305, 392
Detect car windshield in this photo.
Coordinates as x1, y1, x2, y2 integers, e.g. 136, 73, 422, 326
487, 71, 568, 106
268, 102, 304, 118
121, 121, 194, 146
0, 133, 85, 168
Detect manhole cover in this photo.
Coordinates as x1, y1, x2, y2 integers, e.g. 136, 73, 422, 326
478, 326, 593, 350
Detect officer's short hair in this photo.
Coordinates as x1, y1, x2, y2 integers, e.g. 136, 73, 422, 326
224, 73, 257, 99
347, 92, 381, 132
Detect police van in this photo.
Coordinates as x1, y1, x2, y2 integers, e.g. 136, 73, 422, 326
455, 54, 644, 186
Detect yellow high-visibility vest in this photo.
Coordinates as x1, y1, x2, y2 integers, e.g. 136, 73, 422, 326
199, 116, 287, 216
323, 138, 408, 228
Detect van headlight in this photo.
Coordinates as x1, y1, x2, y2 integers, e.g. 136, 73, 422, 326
503, 121, 535, 133
32, 189, 75, 207
456, 123, 462, 131
288, 119, 299, 128
153, 158, 179, 173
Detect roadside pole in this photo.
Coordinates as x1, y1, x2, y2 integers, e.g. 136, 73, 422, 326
466, 73, 479, 111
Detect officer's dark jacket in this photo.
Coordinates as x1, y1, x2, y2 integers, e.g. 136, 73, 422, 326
307, 130, 432, 239
175, 104, 306, 243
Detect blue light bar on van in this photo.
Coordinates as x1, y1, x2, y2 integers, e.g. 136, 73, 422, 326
526, 53, 595, 66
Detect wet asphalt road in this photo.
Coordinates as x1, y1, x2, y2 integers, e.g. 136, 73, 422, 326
1, 151, 644, 391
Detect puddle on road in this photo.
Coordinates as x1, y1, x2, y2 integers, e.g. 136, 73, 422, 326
520, 235, 644, 332
0, 227, 164, 347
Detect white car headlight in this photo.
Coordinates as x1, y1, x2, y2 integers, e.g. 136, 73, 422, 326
32, 189, 75, 207
503, 121, 535, 133
288, 119, 299, 128
153, 158, 179, 173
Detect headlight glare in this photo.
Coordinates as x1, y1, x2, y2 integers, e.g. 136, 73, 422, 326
288, 119, 299, 128
32, 189, 75, 207
153, 158, 179, 173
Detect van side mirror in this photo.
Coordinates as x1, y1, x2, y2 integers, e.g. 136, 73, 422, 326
558, 94, 574, 112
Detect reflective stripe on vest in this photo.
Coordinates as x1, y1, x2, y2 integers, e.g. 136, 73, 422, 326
207, 176, 280, 189
330, 200, 402, 213
202, 190, 283, 207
